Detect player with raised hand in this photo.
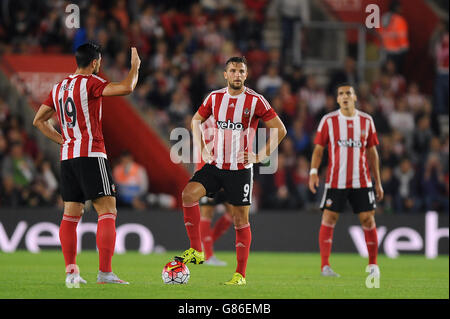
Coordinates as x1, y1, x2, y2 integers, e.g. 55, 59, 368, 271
175, 57, 287, 285
309, 83, 383, 278
33, 43, 140, 285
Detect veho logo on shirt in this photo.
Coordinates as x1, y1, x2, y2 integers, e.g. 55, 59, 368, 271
337, 139, 362, 148
216, 120, 244, 130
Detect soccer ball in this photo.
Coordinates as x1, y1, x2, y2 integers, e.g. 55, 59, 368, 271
162, 260, 190, 284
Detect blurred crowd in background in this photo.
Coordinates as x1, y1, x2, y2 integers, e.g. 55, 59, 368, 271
0, 0, 448, 214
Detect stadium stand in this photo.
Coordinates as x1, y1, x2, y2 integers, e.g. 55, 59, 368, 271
0, 0, 448, 213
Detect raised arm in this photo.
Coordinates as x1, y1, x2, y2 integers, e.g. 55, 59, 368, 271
102, 47, 141, 96
33, 104, 63, 145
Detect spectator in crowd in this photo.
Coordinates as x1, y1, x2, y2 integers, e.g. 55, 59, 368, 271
72, 13, 98, 52
285, 65, 306, 93
127, 21, 151, 58
139, 4, 164, 39
168, 86, 191, 128
406, 82, 426, 114
108, 50, 129, 82
360, 100, 391, 135
276, 0, 310, 64
0, 98, 10, 125
278, 81, 297, 118
296, 98, 315, 134
203, 21, 226, 54
1, 141, 36, 207
430, 24, 449, 115
299, 74, 326, 117
379, 134, 400, 168
147, 71, 172, 110
113, 151, 149, 210
293, 155, 310, 209
412, 115, 434, 162
393, 157, 420, 213
288, 118, 311, 156
237, 9, 263, 52
0, 174, 23, 207
414, 98, 441, 137
269, 95, 288, 126
391, 130, 407, 159
111, 0, 130, 31
377, 0, 409, 75
245, 0, 269, 24
23, 177, 56, 207
271, 153, 297, 209
9, 9, 34, 50
327, 56, 359, 95
389, 97, 415, 146
103, 18, 127, 60
314, 94, 337, 127
256, 63, 283, 100
422, 153, 449, 212
1, 141, 36, 191
379, 166, 400, 214
189, 2, 209, 35
279, 136, 297, 169
358, 81, 377, 106
439, 135, 449, 176
245, 39, 270, 80
428, 136, 449, 179
384, 59, 407, 97
0, 132, 7, 165
373, 74, 396, 117
38, 7, 65, 49
132, 81, 152, 112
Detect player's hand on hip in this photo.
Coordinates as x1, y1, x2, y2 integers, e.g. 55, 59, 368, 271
309, 174, 319, 194
375, 183, 384, 202
237, 151, 259, 165
201, 147, 213, 163
131, 47, 141, 69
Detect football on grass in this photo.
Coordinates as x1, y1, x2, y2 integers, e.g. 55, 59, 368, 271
162, 260, 190, 284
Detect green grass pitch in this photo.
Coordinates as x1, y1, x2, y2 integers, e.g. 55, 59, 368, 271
0, 251, 448, 299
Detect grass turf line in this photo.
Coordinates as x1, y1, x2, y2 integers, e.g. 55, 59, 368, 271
0, 251, 448, 299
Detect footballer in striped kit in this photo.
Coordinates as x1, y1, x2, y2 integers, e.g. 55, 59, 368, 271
175, 57, 287, 285
33, 43, 141, 285
309, 83, 384, 279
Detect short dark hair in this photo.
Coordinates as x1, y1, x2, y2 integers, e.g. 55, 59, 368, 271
335, 82, 356, 96
75, 43, 101, 68
225, 56, 248, 70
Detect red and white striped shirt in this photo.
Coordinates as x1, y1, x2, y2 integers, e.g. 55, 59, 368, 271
314, 109, 379, 189
43, 74, 109, 161
198, 86, 277, 170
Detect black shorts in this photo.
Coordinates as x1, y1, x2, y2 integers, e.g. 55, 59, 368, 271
319, 187, 376, 214
60, 157, 116, 203
190, 164, 253, 206
199, 190, 228, 206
